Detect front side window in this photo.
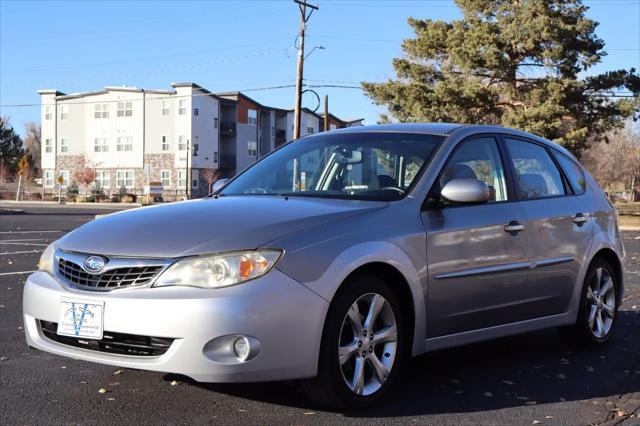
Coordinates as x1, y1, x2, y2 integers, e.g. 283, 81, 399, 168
117, 101, 132, 117
94, 104, 109, 119
554, 151, 586, 195
45, 138, 53, 153
94, 138, 109, 152
116, 170, 134, 188
178, 99, 187, 115
59, 138, 69, 153
438, 137, 508, 203
307, 126, 314, 134
117, 136, 133, 152
59, 105, 69, 120
248, 109, 257, 125
504, 138, 566, 200
191, 169, 199, 188
221, 132, 444, 201
45, 106, 53, 120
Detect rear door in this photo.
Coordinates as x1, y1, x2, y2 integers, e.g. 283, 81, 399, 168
422, 135, 531, 338
502, 137, 593, 315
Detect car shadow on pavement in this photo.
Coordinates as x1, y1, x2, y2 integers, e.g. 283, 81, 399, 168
169, 310, 639, 416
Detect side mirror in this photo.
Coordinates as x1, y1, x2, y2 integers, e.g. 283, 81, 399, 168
210, 178, 229, 195
440, 178, 490, 204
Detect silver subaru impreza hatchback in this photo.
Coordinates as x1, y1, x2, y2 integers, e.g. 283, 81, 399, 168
24, 124, 625, 407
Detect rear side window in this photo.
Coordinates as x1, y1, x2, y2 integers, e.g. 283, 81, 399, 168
504, 138, 566, 200
554, 152, 586, 195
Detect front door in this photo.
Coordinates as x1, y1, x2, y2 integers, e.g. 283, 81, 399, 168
422, 136, 531, 338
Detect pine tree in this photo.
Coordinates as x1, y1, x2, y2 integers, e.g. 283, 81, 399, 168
0, 117, 24, 176
362, 0, 639, 154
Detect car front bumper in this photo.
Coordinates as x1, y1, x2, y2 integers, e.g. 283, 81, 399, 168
23, 270, 329, 383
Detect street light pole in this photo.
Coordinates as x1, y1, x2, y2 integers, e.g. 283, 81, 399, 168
293, 0, 318, 140
185, 140, 190, 199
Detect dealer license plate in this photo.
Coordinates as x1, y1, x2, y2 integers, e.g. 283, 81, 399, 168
56, 300, 104, 339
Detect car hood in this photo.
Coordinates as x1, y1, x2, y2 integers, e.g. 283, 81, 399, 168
58, 196, 387, 258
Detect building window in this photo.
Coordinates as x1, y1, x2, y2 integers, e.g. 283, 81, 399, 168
193, 136, 199, 154
117, 101, 132, 117
94, 104, 109, 119
248, 109, 257, 126
161, 136, 170, 152
194, 107, 199, 116
160, 170, 171, 188
178, 99, 187, 115
247, 141, 257, 157
60, 170, 70, 186
191, 169, 199, 189
44, 170, 54, 187
214, 151, 218, 163
59, 105, 69, 120
307, 126, 314, 134
94, 138, 109, 152
177, 170, 186, 188
45, 106, 53, 120
116, 170, 134, 189
161, 100, 170, 116
117, 136, 133, 152
214, 117, 218, 129
95, 170, 110, 189
178, 135, 187, 151
44, 138, 53, 153
59, 138, 69, 153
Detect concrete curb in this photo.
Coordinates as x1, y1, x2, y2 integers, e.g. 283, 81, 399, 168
0, 200, 142, 208
619, 226, 640, 231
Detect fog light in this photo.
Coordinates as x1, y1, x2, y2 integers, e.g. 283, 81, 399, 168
233, 336, 250, 361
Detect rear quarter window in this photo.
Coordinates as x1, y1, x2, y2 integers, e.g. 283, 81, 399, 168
554, 152, 587, 195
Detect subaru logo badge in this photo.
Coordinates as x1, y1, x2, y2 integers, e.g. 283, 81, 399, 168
83, 256, 106, 274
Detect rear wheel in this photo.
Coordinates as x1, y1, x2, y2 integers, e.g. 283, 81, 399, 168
302, 274, 407, 408
561, 258, 619, 347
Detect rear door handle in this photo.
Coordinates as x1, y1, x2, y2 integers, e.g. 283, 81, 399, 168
504, 221, 525, 233
572, 213, 589, 225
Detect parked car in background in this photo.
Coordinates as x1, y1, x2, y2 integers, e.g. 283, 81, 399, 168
24, 124, 625, 408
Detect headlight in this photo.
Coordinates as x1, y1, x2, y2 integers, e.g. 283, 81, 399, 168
38, 242, 57, 275
154, 250, 282, 289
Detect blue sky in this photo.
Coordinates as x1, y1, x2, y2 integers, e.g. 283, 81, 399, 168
1, 0, 639, 136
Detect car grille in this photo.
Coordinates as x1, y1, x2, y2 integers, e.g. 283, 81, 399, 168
57, 258, 163, 290
39, 320, 174, 357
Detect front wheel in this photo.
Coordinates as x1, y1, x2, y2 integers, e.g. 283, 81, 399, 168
302, 274, 407, 408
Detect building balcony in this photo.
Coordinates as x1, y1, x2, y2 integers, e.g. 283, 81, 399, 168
220, 122, 236, 135
275, 129, 287, 146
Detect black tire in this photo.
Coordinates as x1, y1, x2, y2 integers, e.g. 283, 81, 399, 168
302, 274, 408, 409
560, 258, 619, 348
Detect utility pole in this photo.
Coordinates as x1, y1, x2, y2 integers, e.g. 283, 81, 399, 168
324, 95, 329, 132
293, 0, 318, 140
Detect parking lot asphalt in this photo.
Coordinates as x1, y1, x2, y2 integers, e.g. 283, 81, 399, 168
1, 204, 638, 425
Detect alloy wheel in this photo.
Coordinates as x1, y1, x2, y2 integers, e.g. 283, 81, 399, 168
586, 267, 616, 339
338, 293, 398, 396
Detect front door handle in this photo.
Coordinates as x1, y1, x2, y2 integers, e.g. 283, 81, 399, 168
572, 213, 589, 225
504, 221, 525, 233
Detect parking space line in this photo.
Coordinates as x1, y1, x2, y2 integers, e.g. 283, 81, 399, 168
0, 230, 65, 234
0, 270, 35, 276
1, 250, 43, 256
0, 242, 49, 246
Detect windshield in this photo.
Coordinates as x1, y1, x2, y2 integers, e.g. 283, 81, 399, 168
220, 132, 445, 201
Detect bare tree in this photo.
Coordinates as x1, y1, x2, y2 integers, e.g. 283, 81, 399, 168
73, 156, 97, 198
23, 122, 41, 178
581, 121, 640, 200
201, 168, 220, 193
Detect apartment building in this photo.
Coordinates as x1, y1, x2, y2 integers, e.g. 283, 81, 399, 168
38, 82, 363, 194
